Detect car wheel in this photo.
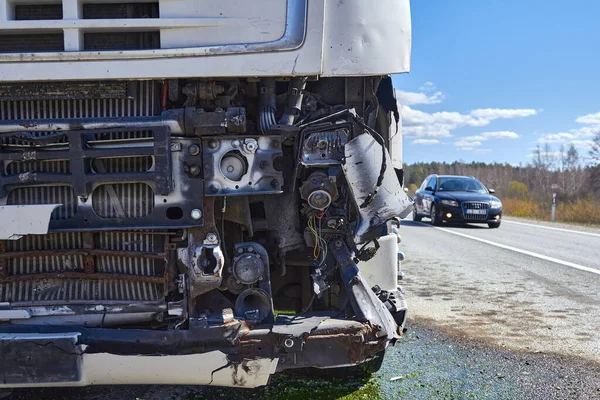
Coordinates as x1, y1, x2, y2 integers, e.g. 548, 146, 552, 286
430, 205, 442, 226
488, 222, 501, 229
412, 209, 422, 222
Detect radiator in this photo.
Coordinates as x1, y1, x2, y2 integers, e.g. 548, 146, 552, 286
0, 81, 168, 306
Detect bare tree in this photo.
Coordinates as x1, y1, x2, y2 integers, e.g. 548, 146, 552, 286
590, 131, 600, 164
565, 143, 580, 170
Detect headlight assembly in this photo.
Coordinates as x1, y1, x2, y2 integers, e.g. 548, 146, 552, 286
441, 199, 459, 207
490, 200, 502, 209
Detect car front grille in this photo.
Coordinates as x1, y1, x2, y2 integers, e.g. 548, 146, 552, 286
462, 202, 490, 221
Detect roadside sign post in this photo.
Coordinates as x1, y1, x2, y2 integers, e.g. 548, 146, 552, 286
552, 193, 556, 222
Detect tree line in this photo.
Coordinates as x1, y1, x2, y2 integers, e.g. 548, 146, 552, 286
404, 136, 600, 205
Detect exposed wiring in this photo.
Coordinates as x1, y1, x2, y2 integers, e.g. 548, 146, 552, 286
307, 215, 320, 260
307, 208, 329, 266
317, 214, 327, 266
174, 314, 188, 330
297, 109, 388, 209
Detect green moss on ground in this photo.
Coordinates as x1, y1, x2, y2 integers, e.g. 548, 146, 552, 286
188, 376, 383, 400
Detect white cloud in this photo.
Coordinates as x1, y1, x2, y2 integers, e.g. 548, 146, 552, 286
401, 104, 536, 139
537, 111, 599, 150
539, 132, 579, 143
396, 89, 445, 106
481, 131, 520, 139
419, 82, 437, 91
453, 132, 520, 150
462, 135, 486, 141
412, 139, 441, 145
397, 83, 536, 142
455, 138, 483, 147
570, 139, 594, 148
527, 151, 566, 159
575, 112, 600, 125
470, 108, 537, 119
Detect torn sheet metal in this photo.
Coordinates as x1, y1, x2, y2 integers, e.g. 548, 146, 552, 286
343, 134, 412, 243
331, 240, 400, 340
0, 204, 59, 240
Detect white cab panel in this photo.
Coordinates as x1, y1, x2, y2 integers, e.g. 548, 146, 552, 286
0, 0, 411, 81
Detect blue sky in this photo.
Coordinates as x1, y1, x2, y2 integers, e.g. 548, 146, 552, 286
392, 0, 600, 165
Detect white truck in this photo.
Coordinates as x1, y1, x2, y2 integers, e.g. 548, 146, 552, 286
0, 0, 412, 388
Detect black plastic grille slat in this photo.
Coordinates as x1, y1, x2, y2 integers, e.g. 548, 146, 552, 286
0, 34, 64, 53
462, 202, 490, 221
15, 4, 64, 20
83, 32, 160, 51
463, 202, 490, 209
83, 3, 159, 19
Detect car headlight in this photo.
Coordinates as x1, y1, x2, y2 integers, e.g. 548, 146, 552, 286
441, 199, 459, 207
490, 200, 502, 209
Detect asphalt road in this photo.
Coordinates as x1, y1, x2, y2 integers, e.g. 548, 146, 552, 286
400, 215, 600, 362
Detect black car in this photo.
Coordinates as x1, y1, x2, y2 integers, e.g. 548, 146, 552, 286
413, 174, 502, 228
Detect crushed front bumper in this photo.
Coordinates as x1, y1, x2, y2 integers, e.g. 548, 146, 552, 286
0, 315, 390, 388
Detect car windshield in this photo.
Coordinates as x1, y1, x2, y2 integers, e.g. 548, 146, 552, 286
437, 177, 488, 194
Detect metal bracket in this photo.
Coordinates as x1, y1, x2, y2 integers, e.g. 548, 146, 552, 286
0, 128, 205, 231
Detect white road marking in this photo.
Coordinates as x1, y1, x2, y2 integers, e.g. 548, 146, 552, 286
422, 223, 600, 276
502, 219, 600, 238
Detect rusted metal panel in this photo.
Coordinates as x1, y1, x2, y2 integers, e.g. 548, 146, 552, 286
82, 232, 96, 274
0, 249, 166, 260
0, 272, 165, 285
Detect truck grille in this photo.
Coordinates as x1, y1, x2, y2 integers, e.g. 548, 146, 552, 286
0, 33, 64, 53
15, 5, 63, 20
0, 231, 166, 305
0, 81, 157, 120
8, 186, 77, 221
462, 202, 490, 221
0, 81, 167, 305
82, 3, 159, 19
84, 32, 160, 51
0, 0, 302, 62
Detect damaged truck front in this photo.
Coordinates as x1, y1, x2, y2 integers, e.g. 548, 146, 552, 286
0, 0, 412, 388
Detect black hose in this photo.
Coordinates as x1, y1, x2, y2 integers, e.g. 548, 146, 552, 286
279, 76, 308, 125
259, 78, 277, 134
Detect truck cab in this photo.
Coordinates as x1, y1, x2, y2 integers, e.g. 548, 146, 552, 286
0, 0, 412, 388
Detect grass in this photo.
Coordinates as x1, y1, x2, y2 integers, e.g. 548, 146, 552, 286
555, 198, 600, 225
502, 197, 600, 226
189, 376, 382, 400
502, 198, 545, 219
